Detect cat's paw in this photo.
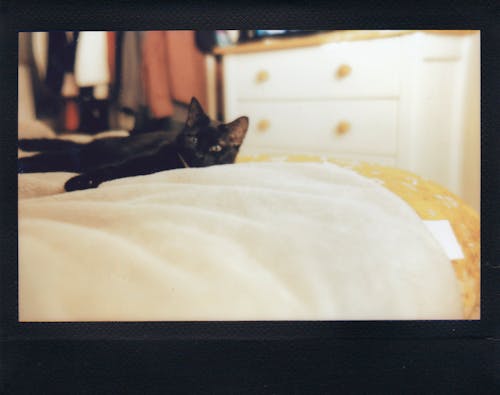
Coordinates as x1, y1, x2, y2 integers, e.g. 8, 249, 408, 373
65, 174, 100, 192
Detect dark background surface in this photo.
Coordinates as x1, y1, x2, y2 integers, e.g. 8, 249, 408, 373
1, 1, 499, 393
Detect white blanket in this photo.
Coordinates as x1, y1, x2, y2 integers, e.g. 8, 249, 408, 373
18, 162, 463, 321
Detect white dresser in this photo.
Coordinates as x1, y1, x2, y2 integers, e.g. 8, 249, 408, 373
217, 30, 480, 211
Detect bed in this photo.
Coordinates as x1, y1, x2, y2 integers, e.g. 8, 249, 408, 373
18, 123, 480, 321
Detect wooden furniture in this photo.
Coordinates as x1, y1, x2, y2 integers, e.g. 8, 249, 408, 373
214, 30, 480, 211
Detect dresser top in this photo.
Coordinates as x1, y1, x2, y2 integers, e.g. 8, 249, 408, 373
213, 30, 478, 55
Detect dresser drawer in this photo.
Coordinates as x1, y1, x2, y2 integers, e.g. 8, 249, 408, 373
317, 37, 401, 98
223, 36, 402, 101
235, 100, 399, 156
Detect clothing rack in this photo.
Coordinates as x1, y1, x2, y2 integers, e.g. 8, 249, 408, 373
20, 31, 209, 134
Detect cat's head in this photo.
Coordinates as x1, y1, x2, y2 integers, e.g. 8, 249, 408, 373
176, 97, 249, 167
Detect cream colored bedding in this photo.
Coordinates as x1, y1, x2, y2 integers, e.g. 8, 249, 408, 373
18, 121, 479, 321
19, 161, 464, 321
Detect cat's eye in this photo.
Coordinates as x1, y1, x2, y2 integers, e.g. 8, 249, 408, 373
209, 144, 222, 152
187, 136, 198, 144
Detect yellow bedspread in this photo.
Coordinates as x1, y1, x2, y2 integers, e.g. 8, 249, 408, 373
237, 154, 480, 319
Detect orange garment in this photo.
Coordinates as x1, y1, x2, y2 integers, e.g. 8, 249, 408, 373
142, 31, 174, 118
63, 99, 80, 132
121, 30, 207, 119
107, 32, 116, 83
164, 31, 208, 110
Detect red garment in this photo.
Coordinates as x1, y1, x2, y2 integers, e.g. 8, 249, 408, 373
123, 30, 207, 119
164, 31, 207, 110
107, 32, 116, 84
63, 99, 80, 132
142, 31, 174, 118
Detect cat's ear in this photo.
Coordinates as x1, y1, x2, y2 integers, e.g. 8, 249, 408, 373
225, 116, 249, 146
185, 97, 208, 128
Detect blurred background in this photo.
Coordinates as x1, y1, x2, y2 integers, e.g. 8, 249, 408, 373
18, 30, 218, 135
18, 30, 480, 211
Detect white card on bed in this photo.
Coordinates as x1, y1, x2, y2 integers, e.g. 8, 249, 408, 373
423, 220, 465, 260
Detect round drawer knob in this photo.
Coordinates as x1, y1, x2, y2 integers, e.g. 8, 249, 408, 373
336, 64, 352, 79
336, 121, 351, 135
257, 119, 271, 132
255, 70, 270, 83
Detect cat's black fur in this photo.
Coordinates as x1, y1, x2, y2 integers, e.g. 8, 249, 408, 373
18, 97, 249, 192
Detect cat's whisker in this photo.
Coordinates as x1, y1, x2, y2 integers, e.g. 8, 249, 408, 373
177, 153, 190, 168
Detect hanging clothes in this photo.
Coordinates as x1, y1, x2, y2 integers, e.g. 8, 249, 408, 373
18, 33, 36, 122
73, 31, 113, 133
29, 32, 55, 121
63, 32, 79, 77
26, 30, 211, 134
63, 98, 80, 131
107, 31, 116, 84
142, 31, 174, 119
164, 30, 208, 110
74, 31, 110, 100
106, 31, 122, 130
110, 31, 123, 103
195, 31, 218, 54
32, 32, 48, 81
61, 32, 80, 132
45, 32, 67, 95
42, 32, 79, 95
39, 32, 81, 131
119, 31, 146, 114
61, 71, 80, 132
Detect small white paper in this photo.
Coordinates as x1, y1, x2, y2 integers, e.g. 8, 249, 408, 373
423, 220, 465, 260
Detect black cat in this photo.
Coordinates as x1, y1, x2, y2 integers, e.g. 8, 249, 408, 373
18, 97, 249, 192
